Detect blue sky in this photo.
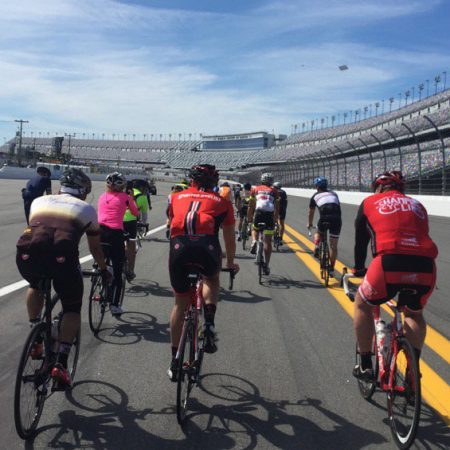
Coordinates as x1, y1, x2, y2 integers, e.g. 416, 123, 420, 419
0, 0, 449, 140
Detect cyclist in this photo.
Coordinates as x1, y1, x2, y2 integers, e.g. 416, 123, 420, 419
219, 181, 233, 202
16, 169, 111, 389
352, 171, 437, 381
234, 184, 242, 209
123, 179, 150, 281
237, 182, 253, 241
307, 177, 341, 278
98, 172, 139, 316
248, 172, 279, 275
167, 164, 239, 381
273, 182, 288, 245
22, 166, 52, 224
165, 184, 185, 239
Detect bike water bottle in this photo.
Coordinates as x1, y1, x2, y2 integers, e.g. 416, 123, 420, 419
375, 320, 386, 350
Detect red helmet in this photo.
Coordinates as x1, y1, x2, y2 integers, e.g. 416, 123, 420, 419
372, 171, 405, 192
188, 164, 219, 188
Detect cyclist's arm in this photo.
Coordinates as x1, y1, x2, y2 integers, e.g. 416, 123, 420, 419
87, 234, 108, 271
247, 197, 255, 222
354, 202, 370, 269
307, 207, 315, 228
222, 224, 236, 267
274, 198, 280, 222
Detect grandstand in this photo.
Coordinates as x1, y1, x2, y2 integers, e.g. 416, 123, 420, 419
2, 85, 449, 194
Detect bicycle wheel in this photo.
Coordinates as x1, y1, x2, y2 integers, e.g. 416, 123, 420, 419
323, 244, 330, 287
119, 268, 127, 307
355, 337, 379, 400
387, 337, 421, 449
88, 276, 106, 335
176, 318, 195, 424
14, 322, 50, 439
67, 329, 81, 382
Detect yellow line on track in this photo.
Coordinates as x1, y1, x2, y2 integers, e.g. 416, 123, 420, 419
283, 226, 450, 425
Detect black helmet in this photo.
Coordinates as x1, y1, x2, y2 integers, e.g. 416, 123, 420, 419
37, 166, 51, 177
243, 182, 252, 190
60, 168, 92, 195
132, 178, 148, 190
188, 164, 219, 188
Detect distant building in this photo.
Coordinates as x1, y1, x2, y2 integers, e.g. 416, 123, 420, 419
202, 131, 282, 151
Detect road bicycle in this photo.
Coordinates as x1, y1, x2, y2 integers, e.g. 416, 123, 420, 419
14, 278, 80, 439
135, 221, 149, 253
273, 223, 281, 252
175, 268, 236, 425
308, 224, 331, 287
254, 222, 269, 284
240, 216, 250, 250
342, 269, 421, 449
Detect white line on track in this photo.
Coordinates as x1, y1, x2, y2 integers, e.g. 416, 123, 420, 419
0, 223, 166, 298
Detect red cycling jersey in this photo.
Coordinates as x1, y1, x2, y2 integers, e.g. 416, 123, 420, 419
169, 187, 235, 237
251, 185, 278, 212
354, 190, 438, 268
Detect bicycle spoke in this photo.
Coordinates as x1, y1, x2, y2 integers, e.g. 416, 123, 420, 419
387, 337, 421, 449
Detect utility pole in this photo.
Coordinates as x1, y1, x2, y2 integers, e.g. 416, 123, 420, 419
14, 119, 29, 166
65, 133, 76, 161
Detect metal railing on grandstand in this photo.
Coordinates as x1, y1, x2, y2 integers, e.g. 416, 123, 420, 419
257, 114, 450, 196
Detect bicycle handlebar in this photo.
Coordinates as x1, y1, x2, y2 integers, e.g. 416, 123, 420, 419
340, 268, 364, 302
221, 268, 236, 290
307, 225, 316, 237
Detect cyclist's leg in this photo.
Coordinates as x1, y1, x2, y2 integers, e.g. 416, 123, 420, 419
26, 288, 44, 321
328, 217, 341, 271
124, 221, 137, 276
279, 218, 285, 241
105, 230, 125, 306
170, 293, 191, 351
263, 233, 273, 265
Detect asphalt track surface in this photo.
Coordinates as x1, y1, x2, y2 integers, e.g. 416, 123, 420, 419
0, 179, 448, 450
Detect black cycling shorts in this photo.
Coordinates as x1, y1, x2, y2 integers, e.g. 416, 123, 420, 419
16, 254, 83, 314
253, 210, 275, 234
169, 235, 222, 294
239, 205, 248, 219
317, 215, 341, 238
123, 220, 137, 239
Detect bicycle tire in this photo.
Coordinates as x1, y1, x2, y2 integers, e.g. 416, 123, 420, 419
119, 268, 127, 307
387, 337, 421, 449
176, 318, 195, 424
14, 322, 49, 439
88, 275, 106, 335
67, 329, 81, 382
355, 338, 379, 400
323, 243, 330, 287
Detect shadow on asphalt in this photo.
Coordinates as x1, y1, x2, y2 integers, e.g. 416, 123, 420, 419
176, 372, 387, 449
126, 279, 173, 298
95, 312, 170, 345
219, 289, 271, 304
265, 276, 323, 290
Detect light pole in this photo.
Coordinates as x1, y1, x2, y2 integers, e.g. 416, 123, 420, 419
398, 93, 402, 109
434, 75, 441, 94
411, 86, 415, 102
375, 102, 380, 116
418, 83, 424, 101
426, 79, 430, 97
443, 71, 447, 90
14, 119, 29, 166
405, 90, 410, 105
65, 133, 76, 160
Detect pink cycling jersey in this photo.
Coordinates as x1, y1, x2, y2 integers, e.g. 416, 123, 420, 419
98, 191, 139, 230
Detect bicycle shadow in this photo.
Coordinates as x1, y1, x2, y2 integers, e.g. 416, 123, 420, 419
95, 312, 170, 345
219, 289, 271, 304
24, 379, 235, 450
179, 372, 386, 449
126, 279, 173, 298
265, 276, 323, 290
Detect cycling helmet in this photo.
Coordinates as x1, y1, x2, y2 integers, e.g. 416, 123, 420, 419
243, 182, 252, 191
132, 178, 148, 190
273, 181, 282, 189
37, 166, 51, 177
188, 164, 219, 188
314, 177, 328, 189
60, 168, 92, 196
261, 172, 274, 185
372, 171, 405, 192
172, 184, 184, 192
106, 172, 126, 190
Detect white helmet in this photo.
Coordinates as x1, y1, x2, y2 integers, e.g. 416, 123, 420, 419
261, 172, 274, 186
106, 172, 126, 190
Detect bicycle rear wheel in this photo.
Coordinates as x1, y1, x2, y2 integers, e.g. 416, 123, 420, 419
119, 267, 127, 306
176, 318, 195, 425
257, 241, 264, 284
323, 244, 330, 287
387, 337, 421, 449
67, 329, 81, 382
14, 322, 50, 439
355, 337, 379, 400
88, 276, 106, 335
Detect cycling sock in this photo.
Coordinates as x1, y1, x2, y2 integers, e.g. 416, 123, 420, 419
171, 346, 178, 359
204, 304, 217, 326
57, 341, 72, 369
360, 352, 373, 371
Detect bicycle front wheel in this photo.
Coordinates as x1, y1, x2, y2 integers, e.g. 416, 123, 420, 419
355, 337, 379, 400
88, 276, 106, 335
14, 322, 49, 439
119, 268, 127, 307
176, 319, 195, 425
387, 337, 421, 449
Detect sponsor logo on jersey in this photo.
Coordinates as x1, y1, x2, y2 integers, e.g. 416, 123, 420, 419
374, 196, 425, 219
